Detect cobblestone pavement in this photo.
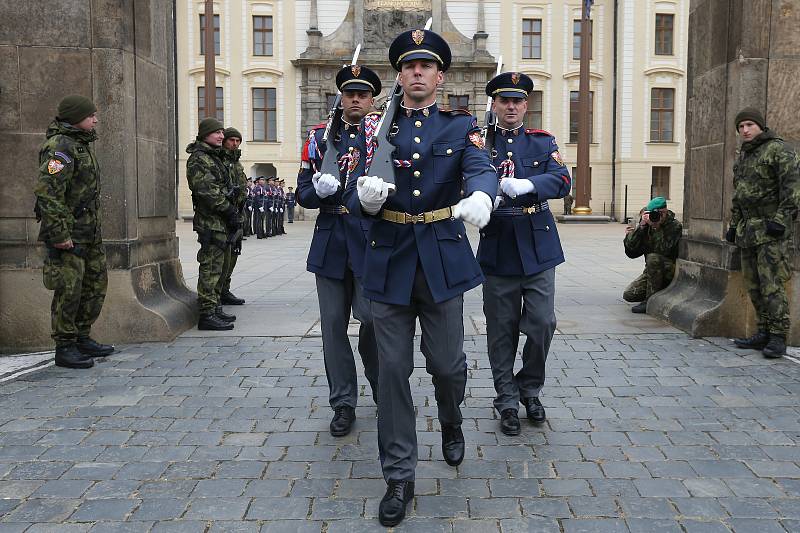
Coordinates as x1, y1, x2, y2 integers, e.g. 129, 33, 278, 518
2, 331, 800, 532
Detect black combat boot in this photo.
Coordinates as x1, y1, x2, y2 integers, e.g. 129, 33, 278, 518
198, 314, 234, 331
378, 480, 414, 527
734, 331, 769, 350
522, 397, 546, 424
762, 334, 786, 359
220, 291, 245, 305
329, 406, 355, 437
631, 301, 647, 314
55, 344, 94, 369
76, 336, 115, 357
441, 424, 465, 466
215, 306, 236, 322
500, 408, 521, 436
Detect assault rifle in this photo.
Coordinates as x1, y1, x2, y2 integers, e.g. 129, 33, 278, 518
483, 55, 504, 203
319, 44, 362, 177
367, 17, 433, 195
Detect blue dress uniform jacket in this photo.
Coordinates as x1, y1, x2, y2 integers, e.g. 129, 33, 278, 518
343, 104, 497, 305
477, 128, 571, 276
297, 122, 373, 280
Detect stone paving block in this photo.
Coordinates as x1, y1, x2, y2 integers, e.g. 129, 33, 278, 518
69, 498, 139, 521
63, 462, 123, 480
183, 497, 250, 520
191, 478, 248, 497
309, 498, 364, 520
727, 518, 788, 533
682, 478, 735, 498
488, 479, 540, 498
27, 524, 93, 533
415, 495, 467, 518
0, 481, 44, 499
618, 497, 674, 518
469, 497, 521, 518
131, 498, 190, 521
114, 461, 169, 480
555, 461, 605, 479
499, 517, 562, 533
633, 479, 690, 498
136, 480, 198, 499
247, 497, 311, 520
626, 518, 683, 533
207, 522, 261, 532
678, 521, 732, 533
719, 497, 779, 519
519, 497, 571, 518
439, 478, 490, 497
149, 521, 208, 533
541, 479, 592, 497
561, 518, 630, 533
671, 497, 727, 520
589, 479, 641, 498
744, 461, 800, 478
7, 461, 72, 480
724, 478, 786, 498
259, 520, 324, 533
31, 479, 93, 499
216, 461, 267, 479
243, 479, 292, 498
568, 496, 619, 518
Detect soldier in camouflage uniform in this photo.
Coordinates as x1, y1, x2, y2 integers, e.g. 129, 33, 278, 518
726, 108, 800, 358
219, 127, 248, 307
623, 196, 682, 313
34, 95, 115, 369
186, 117, 242, 331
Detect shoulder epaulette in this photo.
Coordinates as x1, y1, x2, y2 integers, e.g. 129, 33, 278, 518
525, 128, 553, 136
440, 109, 472, 116
366, 111, 382, 117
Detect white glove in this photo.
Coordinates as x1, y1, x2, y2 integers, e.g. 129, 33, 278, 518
500, 177, 535, 198
270, 207, 275, 212
493, 196, 504, 210
452, 191, 492, 229
357, 176, 390, 214
248, 206, 253, 211
259, 207, 265, 213
280, 208, 284, 213
312, 172, 341, 199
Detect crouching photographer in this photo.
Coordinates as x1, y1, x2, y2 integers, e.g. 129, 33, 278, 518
622, 196, 682, 313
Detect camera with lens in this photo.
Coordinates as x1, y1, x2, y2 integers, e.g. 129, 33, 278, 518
646, 210, 662, 223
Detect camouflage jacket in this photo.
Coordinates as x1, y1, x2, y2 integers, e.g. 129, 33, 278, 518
224, 148, 248, 210
186, 140, 236, 234
34, 120, 102, 245
730, 129, 800, 248
624, 210, 682, 261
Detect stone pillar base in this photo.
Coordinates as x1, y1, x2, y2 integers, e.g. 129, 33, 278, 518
0, 259, 196, 354
648, 257, 800, 345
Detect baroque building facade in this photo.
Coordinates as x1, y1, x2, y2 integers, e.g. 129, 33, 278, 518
176, 0, 689, 221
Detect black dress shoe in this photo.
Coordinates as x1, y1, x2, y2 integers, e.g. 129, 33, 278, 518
763, 334, 786, 358
329, 406, 355, 437
198, 314, 234, 331
55, 345, 94, 369
734, 330, 769, 349
76, 337, 115, 357
215, 306, 236, 322
522, 397, 546, 424
220, 291, 245, 305
631, 301, 647, 313
500, 408, 521, 436
441, 424, 465, 466
378, 480, 414, 527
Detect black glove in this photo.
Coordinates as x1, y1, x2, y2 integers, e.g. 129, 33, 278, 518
766, 220, 786, 237
224, 208, 241, 229
725, 226, 736, 243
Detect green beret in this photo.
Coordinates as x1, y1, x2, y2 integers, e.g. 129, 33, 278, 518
198, 117, 224, 139
57, 95, 97, 125
223, 127, 242, 140
646, 197, 667, 211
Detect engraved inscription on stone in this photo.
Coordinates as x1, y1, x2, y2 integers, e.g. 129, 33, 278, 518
366, 0, 431, 10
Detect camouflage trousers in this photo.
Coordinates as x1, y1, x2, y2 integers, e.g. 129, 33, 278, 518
622, 253, 676, 302
43, 243, 108, 347
740, 239, 792, 336
196, 231, 229, 315
218, 243, 237, 294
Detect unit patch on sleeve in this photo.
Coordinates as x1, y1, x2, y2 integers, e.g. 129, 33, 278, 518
47, 159, 65, 174
469, 131, 485, 150
551, 151, 565, 167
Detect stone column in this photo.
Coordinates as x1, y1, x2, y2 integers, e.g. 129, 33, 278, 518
649, 0, 800, 343
0, 0, 195, 352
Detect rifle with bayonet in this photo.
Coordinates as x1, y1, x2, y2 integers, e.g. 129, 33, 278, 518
483, 55, 504, 204
366, 17, 433, 195
319, 44, 362, 177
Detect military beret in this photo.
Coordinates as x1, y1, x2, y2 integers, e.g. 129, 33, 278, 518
486, 72, 534, 99
336, 65, 382, 96
57, 95, 97, 125
734, 107, 766, 132
646, 197, 667, 211
198, 117, 224, 139
223, 127, 242, 140
389, 28, 451, 71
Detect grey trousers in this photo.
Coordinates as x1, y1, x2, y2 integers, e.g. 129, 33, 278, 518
315, 271, 379, 410
482, 269, 556, 413
371, 266, 467, 482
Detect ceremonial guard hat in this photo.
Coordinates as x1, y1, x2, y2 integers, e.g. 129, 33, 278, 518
335, 65, 382, 96
389, 28, 452, 71
485, 72, 534, 99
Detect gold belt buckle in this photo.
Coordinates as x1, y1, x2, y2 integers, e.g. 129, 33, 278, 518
406, 213, 423, 224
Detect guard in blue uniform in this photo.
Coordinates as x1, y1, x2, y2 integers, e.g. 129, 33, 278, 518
343, 29, 497, 527
253, 177, 267, 239
296, 64, 382, 438
478, 72, 571, 436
